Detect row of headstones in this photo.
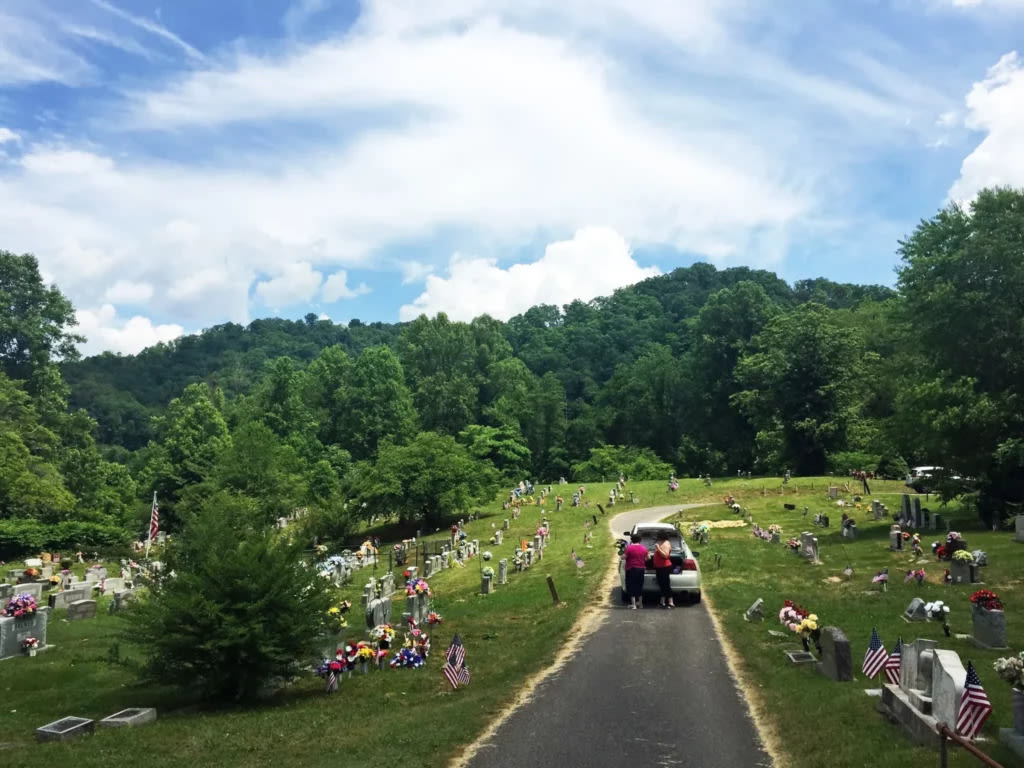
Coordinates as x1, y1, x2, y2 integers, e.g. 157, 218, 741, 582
421, 539, 482, 579
486, 528, 549, 593
0, 575, 130, 603
898, 494, 946, 531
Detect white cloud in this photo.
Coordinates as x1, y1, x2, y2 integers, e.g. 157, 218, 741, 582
400, 227, 659, 321
255, 261, 323, 308
948, 51, 1024, 203
322, 270, 371, 302
104, 280, 154, 304
0, 128, 19, 144
89, 0, 204, 61
283, 0, 332, 35
75, 304, 184, 355
936, 110, 959, 126
949, 0, 1024, 7
401, 260, 434, 285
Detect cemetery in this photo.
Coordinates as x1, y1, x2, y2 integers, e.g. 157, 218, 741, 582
0, 475, 1020, 768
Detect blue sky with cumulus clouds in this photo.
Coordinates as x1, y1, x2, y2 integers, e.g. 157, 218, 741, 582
0, 0, 1022, 354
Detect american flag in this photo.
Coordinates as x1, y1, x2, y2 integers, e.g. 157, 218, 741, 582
149, 491, 160, 543
956, 661, 993, 739
862, 628, 888, 679
883, 636, 902, 685
443, 634, 471, 689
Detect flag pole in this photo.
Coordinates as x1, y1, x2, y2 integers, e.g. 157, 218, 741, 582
145, 491, 157, 559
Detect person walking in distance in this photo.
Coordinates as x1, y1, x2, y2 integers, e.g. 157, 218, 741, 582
654, 531, 675, 608
623, 533, 648, 609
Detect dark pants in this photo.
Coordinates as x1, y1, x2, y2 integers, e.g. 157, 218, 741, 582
655, 567, 673, 601
625, 567, 645, 599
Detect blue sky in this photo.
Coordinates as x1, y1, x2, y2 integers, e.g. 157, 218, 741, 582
1, 0, 1022, 354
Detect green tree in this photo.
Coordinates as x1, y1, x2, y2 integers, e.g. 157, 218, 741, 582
0, 251, 83, 386
354, 432, 495, 528
895, 187, 1024, 521
459, 423, 531, 479
125, 492, 332, 701
335, 346, 418, 460
214, 421, 306, 526
734, 303, 867, 475
571, 444, 673, 482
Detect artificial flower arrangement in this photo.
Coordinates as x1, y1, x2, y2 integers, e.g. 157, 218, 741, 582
779, 601, 821, 653
403, 569, 412, 580
1, 593, 38, 618
902, 532, 911, 540
951, 549, 974, 563
934, 544, 948, 561
872, 569, 889, 590
406, 627, 430, 658
315, 652, 346, 692
970, 589, 1003, 611
786, 538, 801, 551
767, 524, 782, 536
481, 566, 495, 578
778, 600, 809, 631
389, 647, 424, 669
48, 574, 61, 586
426, 611, 443, 625
904, 569, 926, 585
23, 567, 40, 580
314, 544, 328, 559
326, 601, 351, 632
993, 651, 1024, 691
369, 624, 396, 644
22, 637, 39, 651
406, 578, 431, 597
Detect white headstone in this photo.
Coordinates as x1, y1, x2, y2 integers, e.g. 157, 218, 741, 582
931, 649, 966, 729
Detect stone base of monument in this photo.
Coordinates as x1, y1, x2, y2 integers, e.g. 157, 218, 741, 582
1000, 728, 1024, 760
100, 708, 157, 727
36, 716, 95, 742
877, 684, 940, 748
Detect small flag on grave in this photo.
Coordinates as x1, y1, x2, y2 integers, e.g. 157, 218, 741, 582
862, 628, 888, 679
956, 661, 993, 739
883, 636, 902, 685
443, 634, 471, 689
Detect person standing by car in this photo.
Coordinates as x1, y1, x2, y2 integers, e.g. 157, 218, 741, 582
623, 533, 648, 609
654, 531, 675, 608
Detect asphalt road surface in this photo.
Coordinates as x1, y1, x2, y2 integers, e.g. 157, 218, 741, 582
464, 504, 772, 768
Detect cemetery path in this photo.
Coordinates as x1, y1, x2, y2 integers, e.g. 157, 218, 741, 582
460, 504, 772, 768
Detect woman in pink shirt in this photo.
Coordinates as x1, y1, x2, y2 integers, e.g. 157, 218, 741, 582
623, 533, 649, 609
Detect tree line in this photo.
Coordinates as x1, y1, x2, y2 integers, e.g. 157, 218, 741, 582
2, 187, 1022, 554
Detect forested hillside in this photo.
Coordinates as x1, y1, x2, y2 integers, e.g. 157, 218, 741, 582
3, 187, 1023, 554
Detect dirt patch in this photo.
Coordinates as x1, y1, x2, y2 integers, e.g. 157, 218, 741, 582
823, 576, 843, 584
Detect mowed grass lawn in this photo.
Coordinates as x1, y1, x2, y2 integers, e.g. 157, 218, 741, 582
0, 489, 610, 768
654, 476, 1022, 768
2, 476, 1020, 767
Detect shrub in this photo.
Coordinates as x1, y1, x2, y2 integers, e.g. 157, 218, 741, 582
123, 492, 332, 702
0, 519, 129, 558
876, 454, 909, 480
825, 451, 880, 476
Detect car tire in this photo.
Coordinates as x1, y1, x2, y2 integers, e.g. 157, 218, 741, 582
620, 588, 630, 605
691, 590, 702, 604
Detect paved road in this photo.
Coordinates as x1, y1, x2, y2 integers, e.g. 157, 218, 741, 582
464, 504, 771, 768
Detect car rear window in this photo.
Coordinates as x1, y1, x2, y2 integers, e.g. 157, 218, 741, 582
637, 531, 682, 550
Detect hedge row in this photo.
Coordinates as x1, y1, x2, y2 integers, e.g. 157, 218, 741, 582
0, 520, 130, 558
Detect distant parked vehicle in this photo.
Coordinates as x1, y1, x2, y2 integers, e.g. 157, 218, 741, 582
906, 466, 971, 494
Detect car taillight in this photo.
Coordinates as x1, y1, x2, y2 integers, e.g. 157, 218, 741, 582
683, 558, 697, 571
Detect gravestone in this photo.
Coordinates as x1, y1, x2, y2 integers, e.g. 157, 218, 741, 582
365, 597, 391, 629
110, 589, 139, 614
85, 567, 108, 582
36, 717, 94, 742
800, 532, 819, 563
930, 650, 966, 730
930, 512, 942, 531
503, 519, 510, 531
900, 494, 911, 524
872, 499, 881, 518
495, 530, 503, 545
900, 638, 938, 700
949, 560, 972, 584
67, 599, 97, 621
770, 532, 780, 544
424, 559, 434, 578
971, 606, 1007, 649
100, 577, 126, 593
843, 522, 856, 540
48, 587, 90, 610
498, 558, 508, 585
903, 598, 928, 622
379, 572, 395, 598
0, 583, 12, 600
785, 649, 816, 665
1016, 515, 1024, 543
13, 582, 44, 601
889, 526, 903, 551
912, 497, 922, 528
828, 486, 838, 499
481, 575, 493, 595
743, 598, 764, 622
40, 565, 53, 579
100, 708, 157, 728
0, 606, 50, 659
816, 627, 853, 682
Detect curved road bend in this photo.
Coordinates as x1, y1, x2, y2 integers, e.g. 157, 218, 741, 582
462, 504, 771, 768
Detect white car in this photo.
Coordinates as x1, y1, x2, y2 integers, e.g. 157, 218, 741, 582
618, 522, 701, 604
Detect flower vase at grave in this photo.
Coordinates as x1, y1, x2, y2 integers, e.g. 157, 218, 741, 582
28, 647, 37, 657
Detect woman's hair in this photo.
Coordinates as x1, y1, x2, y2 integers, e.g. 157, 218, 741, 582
630, 533, 642, 543
656, 531, 669, 541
